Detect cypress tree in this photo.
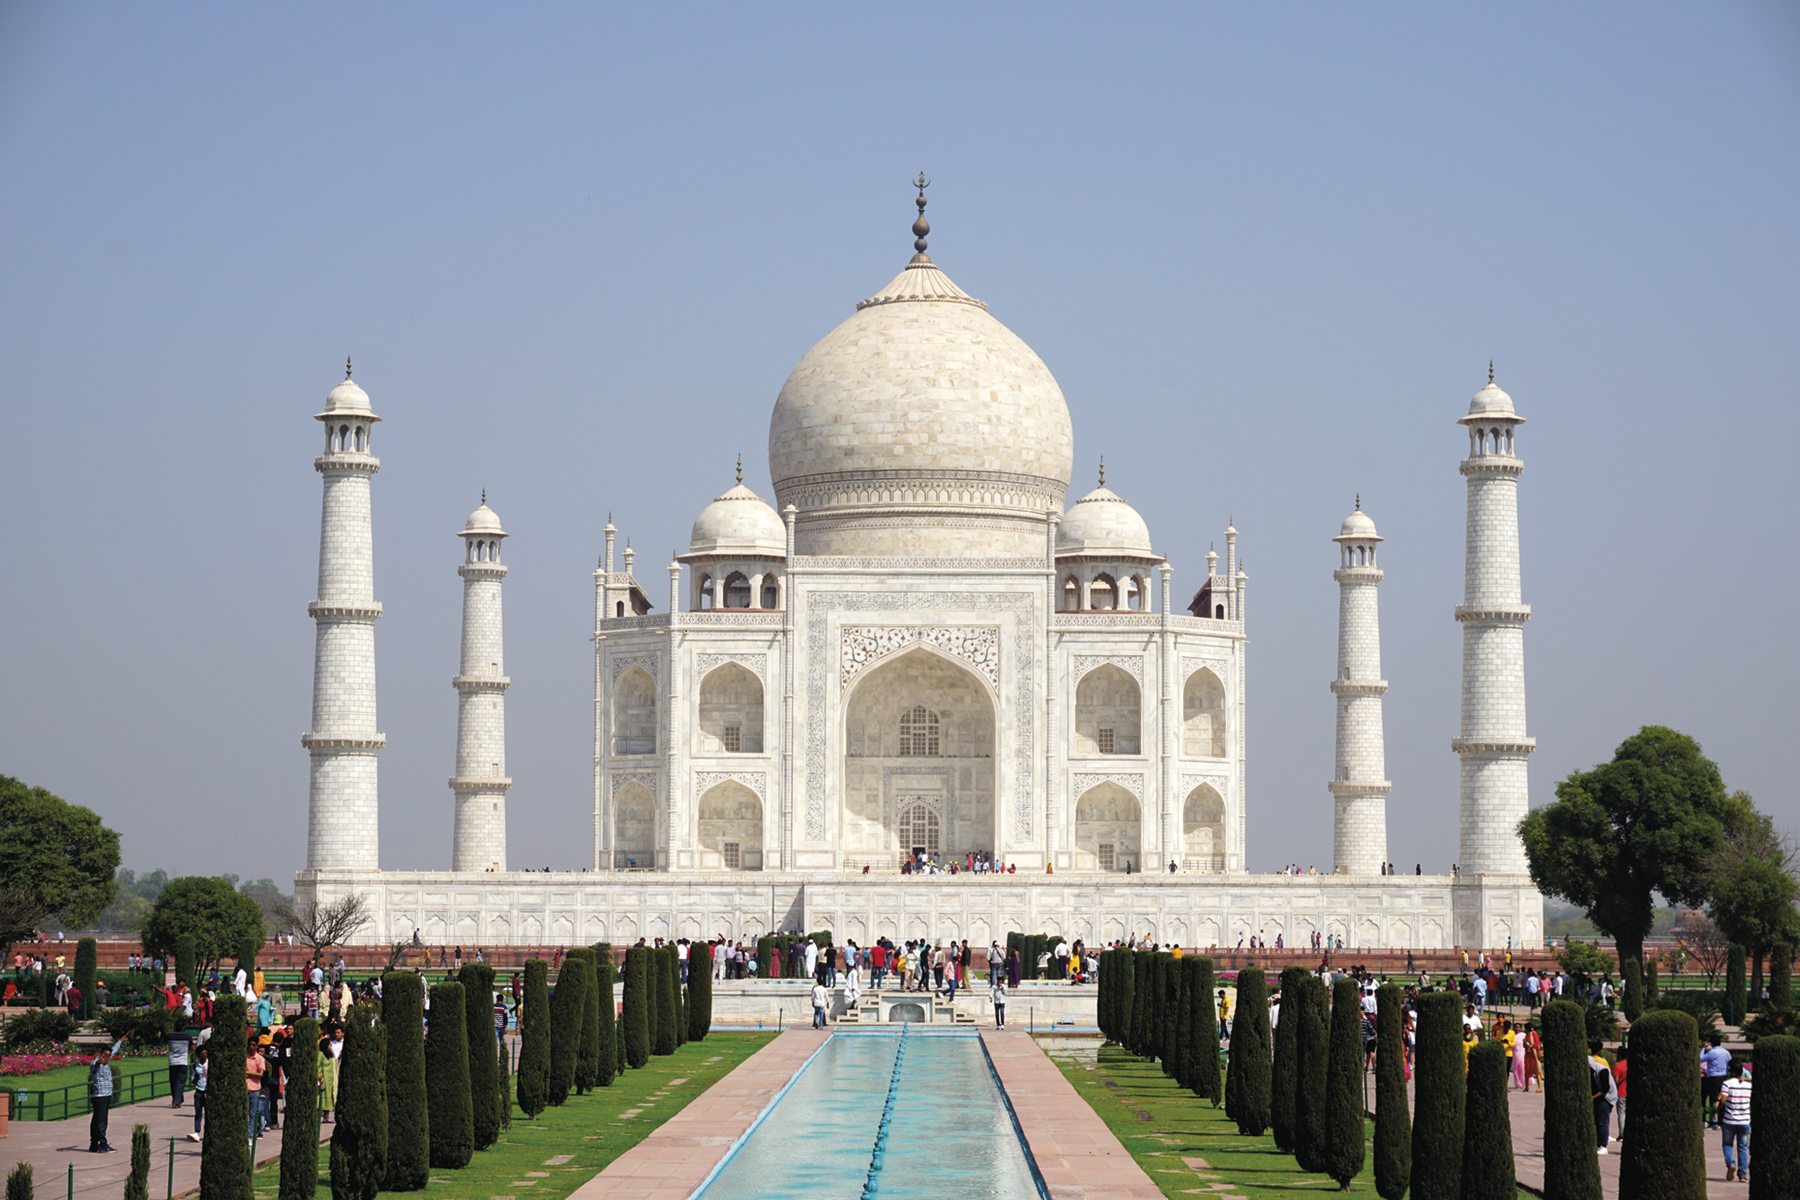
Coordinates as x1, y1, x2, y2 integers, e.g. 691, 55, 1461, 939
1771, 944, 1792, 1014
1540, 999, 1601, 1200
1725, 944, 1747, 1025
756, 936, 775, 979
278, 1018, 321, 1200
1622, 957, 1643, 1023
687, 944, 712, 1041
381, 972, 429, 1191
575, 951, 599, 1093
1645, 958, 1659, 1000
621, 947, 651, 1068
1409, 991, 1466, 1200
547, 953, 584, 1105
238, 938, 258, 978
516, 959, 550, 1117
1323, 978, 1366, 1189
1175, 956, 1197, 1089
651, 949, 677, 1055
1293, 976, 1329, 1174
5, 1164, 31, 1200
424, 984, 472, 1169
1618, 1010, 1706, 1200
1131, 952, 1152, 1056
74, 938, 98, 1020
1459, 1041, 1515, 1200
593, 948, 618, 1086
496, 1035, 511, 1133
1750, 1034, 1800, 1200
201, 995, 252, 1200
671, 946, 686, 1047
1191, 957, 1220, 1103
1372, 984, 1411, 1200
1163, 953, 1183, 1076
1271, 967, 1307, 1152
1114, 948, 1135, 1048
125, 1124, 150, 1200
328, 1002, 386, 1200
1229, 966, 1271, 1136
458, 963, 499, 1151
175, 934, 197, 993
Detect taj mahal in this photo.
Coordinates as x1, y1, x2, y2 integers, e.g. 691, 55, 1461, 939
294, 185, 1543, 951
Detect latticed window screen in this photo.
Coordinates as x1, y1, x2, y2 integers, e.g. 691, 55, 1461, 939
1097, 728, 1116, 754
898, 706, 940, 756
1098, 843, 1116, 871
722, 725, 741, 752
899, 804, 941, 856
723, 842, 741, 869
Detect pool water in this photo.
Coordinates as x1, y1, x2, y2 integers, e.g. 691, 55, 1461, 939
696, 1031, 1045, 1200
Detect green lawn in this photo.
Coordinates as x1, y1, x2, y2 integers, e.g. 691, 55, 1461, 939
2, 1059, 171, 1119
255, 1032, 774, 1200
1040, 1038, 1531, 1200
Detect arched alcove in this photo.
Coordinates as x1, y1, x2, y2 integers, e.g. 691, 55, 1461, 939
697, 663, 763, 754
613, 667, 658, 756
697, 780, 762, 870
1073, 782, 1140, 872
1182, 668, 1227, 757
613, 782, 655, 869
1075, 664, 1140, 755
1182, 784, 1226, 871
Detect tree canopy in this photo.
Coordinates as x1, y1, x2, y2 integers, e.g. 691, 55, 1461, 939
140, 875, 264, 966
0, 775, 121, 943
1704, 791, 1800, 957
1518, 726, 1731, 970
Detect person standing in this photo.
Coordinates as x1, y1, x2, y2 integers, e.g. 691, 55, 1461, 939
1701, 1033, 1731, 1127
991, 979, 1007, 1029
87, 1045, 116, 1153
1718, 1059, 1751, 1182
246, 1037, 268, 1145
168, 1025, 193, 1107
1589, 1041, 1617, 1154
810, 980, 829, 1029
186, 1044, 209, 1143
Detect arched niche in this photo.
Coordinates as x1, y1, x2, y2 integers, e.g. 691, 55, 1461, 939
1075, 664, 1141, 755
613, 667, 657, 756
697, 780, 762, 870
1182, 784, 1225, 871
613, 782, 655, 869
1073, 782, 1140, 872
1182, 668, 1227, 758
697, 663, 763, 754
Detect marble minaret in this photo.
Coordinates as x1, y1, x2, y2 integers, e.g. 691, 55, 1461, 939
451, 493, 511, 872
1330, 499, 1390, 874
1454, 368, 1534, 874
304, 360, 384, 870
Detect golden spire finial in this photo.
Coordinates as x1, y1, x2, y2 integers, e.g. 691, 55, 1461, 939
1355, 493, 1360, 511
1098, 456, 1105, 487
481, 488, 487, 506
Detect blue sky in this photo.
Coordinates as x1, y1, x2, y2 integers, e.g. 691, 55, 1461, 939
2, 2, 1796, 882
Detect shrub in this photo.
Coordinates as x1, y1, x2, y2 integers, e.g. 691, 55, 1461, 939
687, 944, 711, 1042
425, 984, 472, 1169
756, 936, 774, 979
1645, 958, 1659, 1000
202, 995, 253, 1200
458, 963, 499, 1150
1540, 999, 1601, 1200
1459, 1041, 1514, 1200
621, 947, 650, 1069
237, 937, 257, 978
1323, 978, 1366, 1189
1409, 991, 1465, 1200
1113, 948, 1135, 1048
1618, 1010, 1706, 1200
670, 946, 686, 1048
1153, 954, 1174, 1074
652, 949, 677, 1056
1771, 944, 1792, 1014
94, 1005, 178, 1049
1229, 966, 1271, 1136
125, 1124, 150, 1200
6, 1163, 30, 1200
4, 1009, 75, 1048
1584, 1001, 1619, 1046
1750, 1034, 1800, 1200
548, 951, 584, 1105
1647, 987, 1719, 1032
515, 960, 549, 1117
1131, 952, 1152, 1057
1725, 944, 1747, 1025
278, 1018, 320, 1200
575, 951, 600, 1094
1373, 983, 1410, 1200
1271, 967, 1307, 1152
74, 939, 97, 1021
380, 973, 429, 1191
1189, 957, 1220, 1103
593, 947, 618, 1087
1293, 976, 1328, 1174
175, 934, 197, 992
496, 1033, 511, 1134
1622, 958, 1643, 1023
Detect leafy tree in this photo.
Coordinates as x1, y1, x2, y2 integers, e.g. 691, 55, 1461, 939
547, 950, 585, 1105
621, 947, 649, 1068
458, 963, 500, 1150
125, 1124, 151, 1200
1705, 792, 1800, 1004
1228, 967, 1271, 1136
686, 943, 711, 1042
1459, 1042, 1515, 1200
1293, 976, 1329, 1174
1750, 1035, 1800, 1200
1323, 978, 1366, 1189
237, 937, 258, 978
425, 983, 472, 1169
1518, 726, 1732, 971
1540, 1000, 1601, 1200
201, 995, 252, 1200
1373, 984, 1411, 1200
0, 775, 121, 949
1409, 992, 1465, 1200
1271, 967, 1306, 1152
1618, 1011, 1706, 1199
278, 1018, 320, 1200
330, 1002, 388, 1200
593, 946, 618, 1087
1555, 938, 1613, 977
141, 877, 263, 971
1674, 909, 1730, 986
74, 938, 97, 1019
381, 973, 429, 1191
516, 960, 549, 1117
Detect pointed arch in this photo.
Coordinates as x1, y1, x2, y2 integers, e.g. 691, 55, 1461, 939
698, 662, 763, 753
1183, 668, 1227, 758
1182, 783, 1226, 871
1075, 663, 1140, 755
613, 666, 657, 755
1074, 782, 1140, 871
697, 780, 762, 870
612, 781, 655, 869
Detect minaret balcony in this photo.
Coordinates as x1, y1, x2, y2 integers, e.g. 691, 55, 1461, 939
302, 733, 386, 751
1331, 567, 1384, 584
458, 562, 509, 581
1459, 456, 1525, 479
452, 675, 511, 693
1453, 604, 1531, 624
449, 775, 513, 792
1328, 779, 1392, 795
1450, 737, 1537, 755
308, 602, 383, 621
314, 454, 381, 475
1328, 679, 1388, 697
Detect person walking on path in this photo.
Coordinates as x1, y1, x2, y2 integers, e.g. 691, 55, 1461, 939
1701, 1032, 1731, 1127
1589, 1040, 1618, 1154
810, 980, 829, 1029
186, 1044, 209, 1142
991, 980, 1007, 1028
1609, 1046, 1627, 1141
1718, 1059, 1751, 1182
168, 1024, 193, 1106
87, 1044, 116, 1153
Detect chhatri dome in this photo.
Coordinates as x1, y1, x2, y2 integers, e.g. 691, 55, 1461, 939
688, 458, 787, 556
320, 357, 377, 417
462, 491, 505, 536
1057, 460, 1158, 558
768, 178, 1074, 556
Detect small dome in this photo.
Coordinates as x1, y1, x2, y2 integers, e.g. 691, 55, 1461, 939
688, 483, 786, 556
462, 496, 505, 538
1460, 380, 1522, 424
1335, 506, 1381, 542
318, 360, 379, 420
1058, 484, 1157, 558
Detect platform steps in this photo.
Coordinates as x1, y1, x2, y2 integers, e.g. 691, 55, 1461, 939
835, 995, 976, 1025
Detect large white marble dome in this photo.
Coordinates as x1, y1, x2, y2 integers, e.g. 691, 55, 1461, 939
768, 250, 1075, 557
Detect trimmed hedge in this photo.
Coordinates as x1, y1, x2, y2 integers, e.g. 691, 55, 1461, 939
575, 950, 600, 1094
1229, 966, 1271, 1136
425, 984, 472, 1169
621, 947, 650, 1069
237, 937, 257, 977
328, 1001, 387, 1200
1323, 978, 1366, 1188
279, 1018, 321, 1200
1618, 1010, 1706, 1200
1725, 944, 1747, 1025
1155, 954, 1176, 1075
1132, 952, 1152, 1056
1271, 967, 1306, 1152
381, 972, 429, 1191
175, 934, 197, 992
548, 951, 584, 1106
1541, 999, 1601, 1200
1645, 958, 1659, 1000
1622, 958, 1643, 1023
670, 946, 686, 1048
1293, 976, 1328, 1174
126, 1123, 150, 1200
1113, 948, 1135, 1047
1750, 1034, 1800, 1200
593, 947, 618, 1087
652, 948, 677, 1056
756, 936, 775, 979
458, 963, 500, 1150
74, 938, 97, 1020
1771, 945, 1792, 1014
1460, 1040, 1515, 1200
201, 994, 252, 1200
1189, 957, 1220, 1103
1409, 991, 1465, 1200
516, 960, 550, 1117
1373, 983, 1410, 1200
687, 943, 711, 1041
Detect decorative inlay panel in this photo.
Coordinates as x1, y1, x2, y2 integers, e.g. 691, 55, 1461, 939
1180, 656, 1230, 684
1071, 772, 1145, 800
693, 771, 766, 801
840, 627, 1000, 694
695, 653, 767, 682
609, 654, 659, 685
608, 772, 658, 800
1072, 655, 1144, 686
1179, 772, 1231, 799
793, 557, 1048, 571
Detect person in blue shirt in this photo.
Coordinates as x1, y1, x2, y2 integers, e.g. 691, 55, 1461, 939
87, 1045, 116, 1153
1699, 1033, 1732, 1127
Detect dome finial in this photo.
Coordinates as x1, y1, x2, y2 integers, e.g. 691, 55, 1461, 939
736, 453, 743, 485
911, 172, 931, 257
1355, 493, 1360, 511
345, 355, 353, 380
481, 488, 487, 505
1489, 360, 1495, 384
1098, 456, 1105, 487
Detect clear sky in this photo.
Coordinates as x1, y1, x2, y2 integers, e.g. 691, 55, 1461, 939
3, 2, 1796, 885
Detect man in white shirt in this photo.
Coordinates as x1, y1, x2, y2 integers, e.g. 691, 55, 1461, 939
804, 939, 820, 983
990, 980, 1007, 1028
713, 939, 728, 981
810, 981, 829, 1029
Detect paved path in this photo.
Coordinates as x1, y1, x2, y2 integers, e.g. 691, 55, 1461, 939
565, 1029, 827, 1200
1503, 1084, 1742, 1198
982, 1029, 1164, 1200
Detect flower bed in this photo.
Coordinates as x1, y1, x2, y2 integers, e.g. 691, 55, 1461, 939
0, 1053, 93, 1077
